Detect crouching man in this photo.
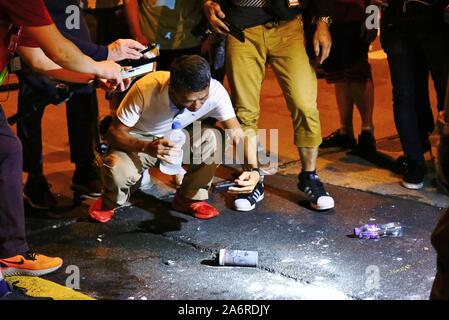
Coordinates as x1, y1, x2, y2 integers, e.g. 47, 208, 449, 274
89, 55, 262, 222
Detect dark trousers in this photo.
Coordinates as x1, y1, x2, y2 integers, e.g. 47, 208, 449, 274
158, 47, 202, 71
16, 81, 99, 175
83, 6, 130, 46
381, 22, 449, 163
0, 106, 29, 259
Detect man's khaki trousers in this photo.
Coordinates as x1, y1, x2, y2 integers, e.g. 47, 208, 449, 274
226, 16, 322, 147
101, 125, 224, 208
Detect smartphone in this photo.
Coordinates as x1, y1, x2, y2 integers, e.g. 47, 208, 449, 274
119, 43, 159, 79
120, 60, 157, 79
211, 180, 237, 193
220, 18, 245, 43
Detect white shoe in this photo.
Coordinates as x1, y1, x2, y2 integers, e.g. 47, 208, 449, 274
298, 172, 335, 211
234, 183, 265, 212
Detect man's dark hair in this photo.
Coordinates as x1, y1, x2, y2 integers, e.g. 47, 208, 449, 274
170, 55, 211, 92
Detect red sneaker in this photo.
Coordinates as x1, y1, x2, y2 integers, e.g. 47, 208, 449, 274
172, 192, 220, 220
88, 198, 115, 223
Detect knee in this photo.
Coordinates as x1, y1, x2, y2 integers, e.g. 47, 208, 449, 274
102, 153, 140, 187
1, 135, 22, 160
191, 127, 225, 165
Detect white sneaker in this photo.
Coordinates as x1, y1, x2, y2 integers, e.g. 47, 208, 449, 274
234, 183, 265, 212
298, 172, 335, 211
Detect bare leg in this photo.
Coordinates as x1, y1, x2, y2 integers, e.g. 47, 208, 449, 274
298, 147, 318, 172
351, 79, 374, 131
335, 82, 355, 136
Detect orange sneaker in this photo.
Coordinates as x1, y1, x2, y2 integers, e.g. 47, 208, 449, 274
0, 251, 63, 276
172, 192, 220, 220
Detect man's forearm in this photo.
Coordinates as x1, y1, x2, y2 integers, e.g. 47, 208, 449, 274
242, 135, 259, 170
62, 30, 108, 61
24, 24, 102, 75
17, 46, 95, 83
107, 126, 149, 153
221, 117, 258, 170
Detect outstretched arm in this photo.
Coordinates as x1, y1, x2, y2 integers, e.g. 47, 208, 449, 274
24, 24, 124, 87
220, 117, 261, 194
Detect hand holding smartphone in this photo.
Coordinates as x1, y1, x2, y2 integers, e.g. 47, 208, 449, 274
219, 17, 245, 43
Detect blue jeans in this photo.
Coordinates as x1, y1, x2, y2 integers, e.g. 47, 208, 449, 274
0, 106, 29, 258
380, 21, 449, 163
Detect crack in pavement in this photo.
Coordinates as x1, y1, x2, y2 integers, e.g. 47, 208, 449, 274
161, 233, 358, 299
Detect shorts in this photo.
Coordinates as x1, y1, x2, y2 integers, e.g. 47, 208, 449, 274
322, 21, 372, 83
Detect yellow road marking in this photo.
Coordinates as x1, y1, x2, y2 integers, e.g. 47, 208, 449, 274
6, 276, 95, 300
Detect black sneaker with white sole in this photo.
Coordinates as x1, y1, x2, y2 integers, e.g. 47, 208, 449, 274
402, 159, 426, 190
71, 164, 102, 199
234, 182, 264, 212
23, 175, 58, 210
298, 171, 335, 210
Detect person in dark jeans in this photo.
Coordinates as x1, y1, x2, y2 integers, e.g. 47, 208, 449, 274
17, 0, 145, 209
17, 79, 101, 208
0, 0, 127, 278
380, 0, 449, 190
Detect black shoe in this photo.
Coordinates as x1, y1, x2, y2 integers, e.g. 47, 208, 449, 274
320, 129, 357, 149
298, 172, 335, 210
392, 155, 409, 174
402, 159, 426, 190
356, 130, 377, 158
71, 164, 102, 199
23, 175, 58, 210
234, 182, 264, 211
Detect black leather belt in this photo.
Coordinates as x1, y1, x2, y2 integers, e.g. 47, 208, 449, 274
263, 19, 290, 29
263, 15, 301, 29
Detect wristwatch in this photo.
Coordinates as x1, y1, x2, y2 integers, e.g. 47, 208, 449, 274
315, 16, 333, 27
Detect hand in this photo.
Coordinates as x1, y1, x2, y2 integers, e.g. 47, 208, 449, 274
313, 21, 332, 65
360, 22, 378, 44
203, 0, 229, 35
143, 138, 180, 162
228, 170, 260, 194
93, 59, 124, 89
96, 77, 133, 93
107, 39, 146, 61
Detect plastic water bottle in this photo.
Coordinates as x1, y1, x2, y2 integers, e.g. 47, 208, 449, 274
354, 222, 403, 239
159, 121, 186, 175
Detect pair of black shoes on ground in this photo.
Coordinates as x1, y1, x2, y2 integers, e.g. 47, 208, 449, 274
23, 164, 102, 210
320, 129, 376, 159
322, 129, 428, 190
